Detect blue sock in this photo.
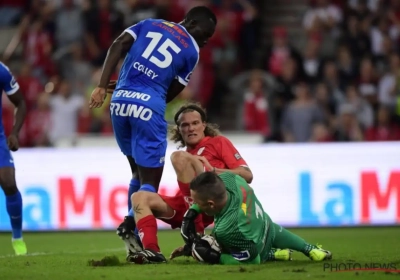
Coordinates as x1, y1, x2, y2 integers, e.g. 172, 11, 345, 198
6, 191, 23, 239
128, 178, 140, 211
139, 184, 156, 193
128, 208, 134, 217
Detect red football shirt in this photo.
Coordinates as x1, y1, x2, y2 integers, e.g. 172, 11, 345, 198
184, 135, 249, 232
186, 136, 248, 170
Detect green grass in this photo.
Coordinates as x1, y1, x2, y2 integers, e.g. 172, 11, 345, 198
0, 227, 399, 279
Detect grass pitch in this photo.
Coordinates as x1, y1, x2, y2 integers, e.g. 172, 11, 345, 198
0, 227, 399, 280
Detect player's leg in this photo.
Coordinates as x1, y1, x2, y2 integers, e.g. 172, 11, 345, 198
170, 151, 208, 233
170, 151, 205, 196
271, 223, 332, 261
127, 191, 177, 264
0, 146, 27, 255
126, 156, 140, 211
110, 106, 144, 250
110, 104, 138, 211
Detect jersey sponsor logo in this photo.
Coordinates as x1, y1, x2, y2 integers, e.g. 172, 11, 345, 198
114, 90, 151, 101
133, 62, 159, 79
162, 21, 189, 38
234, 153, 242, 160
110, 102, 153, 121
197, 147, 205, 155
231, 250, 250, 261
152, 22, 189, 48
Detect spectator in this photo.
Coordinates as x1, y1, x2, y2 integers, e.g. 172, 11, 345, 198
54, 0, 84, 50
303, 0, 343, 36
302, 36, 323, 84
310, 122, 333, 142
314, 82, 336, 126
281, 82, 325, 142
364, 105, 400, 141
43, 80, 85, 146
25, 93, 52, 147
270, 58, 299, 137
378, 52, 400, 109
243, 70, 269, 135
264, 26, 303, 78
333, 103, 364, 141
17, 64, 44, 111
321, 60, 345, 104
341, 15, 371, 60
342, 84, 374, 129
357, 57, 379, 108
336, 45, 357, 87
83, 0, 124, 64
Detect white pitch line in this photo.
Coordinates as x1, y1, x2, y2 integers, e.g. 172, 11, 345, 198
0, 247, 125, 259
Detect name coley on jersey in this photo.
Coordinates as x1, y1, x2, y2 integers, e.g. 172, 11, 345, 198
133, 62, 158, 79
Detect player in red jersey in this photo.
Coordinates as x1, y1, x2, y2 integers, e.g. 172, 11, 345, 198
117, 103, 253, 264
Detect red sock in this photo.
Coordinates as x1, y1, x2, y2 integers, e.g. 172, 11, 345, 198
137, 215, 160, 252
178, 181, 190, 196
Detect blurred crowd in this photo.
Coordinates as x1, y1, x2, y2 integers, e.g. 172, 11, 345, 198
0, 0, 259, 147
1, 0, 400, 147
243, 0, 400, 142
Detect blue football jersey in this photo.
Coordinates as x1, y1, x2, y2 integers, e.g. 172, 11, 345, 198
0, 62, 20, 140
112, 19, 200, 115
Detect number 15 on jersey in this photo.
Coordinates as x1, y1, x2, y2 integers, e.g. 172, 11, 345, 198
142, 31, 181, 69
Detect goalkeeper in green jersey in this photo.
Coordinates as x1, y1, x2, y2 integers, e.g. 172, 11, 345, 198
180, 172, 332, 265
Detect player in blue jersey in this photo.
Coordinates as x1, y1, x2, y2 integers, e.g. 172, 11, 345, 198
89, 6, 216, 262
0, 62, 27, 255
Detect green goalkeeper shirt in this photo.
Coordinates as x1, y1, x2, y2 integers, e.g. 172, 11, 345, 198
192, 172, 273, 265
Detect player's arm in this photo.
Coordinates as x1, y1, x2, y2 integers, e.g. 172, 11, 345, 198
0, 65, 27, 150
166, 52, 199, 103
216, 231, 261, 265
7, 90, 26, 139
166, 80, 185, 103
216, 137, 253, 183
98, 32, 134, 89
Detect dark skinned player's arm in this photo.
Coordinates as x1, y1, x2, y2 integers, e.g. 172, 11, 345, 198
98, 32, 134, 89
166, 80, 185, 103
7, 90, 26, 136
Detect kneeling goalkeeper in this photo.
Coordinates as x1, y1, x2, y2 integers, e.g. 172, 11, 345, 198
180, 172, 333, 265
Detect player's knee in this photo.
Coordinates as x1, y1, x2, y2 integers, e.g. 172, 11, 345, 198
131, 191, 158, 210
170, 151, 191, 173
1, 184, 18, 196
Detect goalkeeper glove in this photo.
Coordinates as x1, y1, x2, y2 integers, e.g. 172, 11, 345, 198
181, 209, 199, 246
192, 239, 221, 264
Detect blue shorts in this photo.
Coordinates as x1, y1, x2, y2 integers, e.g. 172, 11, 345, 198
0, 140, 14, 168
110, 100, 167, 168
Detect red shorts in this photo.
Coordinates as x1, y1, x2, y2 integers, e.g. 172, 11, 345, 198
158, 194, 214, 230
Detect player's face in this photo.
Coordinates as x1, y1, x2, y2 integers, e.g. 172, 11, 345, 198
191, 190, 216, 216
178, 111, 206, 146
188, 20, 215, 48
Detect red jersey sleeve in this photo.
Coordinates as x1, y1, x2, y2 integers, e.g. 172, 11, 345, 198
217, 136, 248, 169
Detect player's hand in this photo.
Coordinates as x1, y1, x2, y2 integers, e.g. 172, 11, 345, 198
181, 209, 199, 246
89, 87, 106, 109
7, 134, 19, 151
194, 156, 213, 171
107, 80, 117, 94
169, 244, 192, 260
